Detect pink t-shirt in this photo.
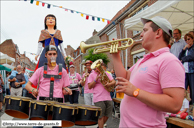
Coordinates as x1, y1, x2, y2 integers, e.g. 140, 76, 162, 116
88, 70, 113, 103
82, 73, 93, 94
68, 73, 82, 85
68, 72, 82, 91
29, 64, 70, 99
120, 47, 185, 128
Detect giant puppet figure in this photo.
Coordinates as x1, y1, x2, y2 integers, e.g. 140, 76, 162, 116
35, 14, 67, 69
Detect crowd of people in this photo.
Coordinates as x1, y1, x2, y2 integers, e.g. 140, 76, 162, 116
0, 14, 194, 128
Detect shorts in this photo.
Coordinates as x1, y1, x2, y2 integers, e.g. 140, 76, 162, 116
0, 93, 3, 102
94, 100, 112, 118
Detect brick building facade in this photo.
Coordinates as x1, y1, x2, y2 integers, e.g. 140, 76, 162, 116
0, 39, 36, 70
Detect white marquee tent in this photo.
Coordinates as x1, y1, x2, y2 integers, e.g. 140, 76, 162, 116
124, 0, 194, 35
0, 52, 15, 64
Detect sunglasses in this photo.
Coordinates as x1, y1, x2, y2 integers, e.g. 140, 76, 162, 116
48, 53, 57, 56
186, 38, 191, 41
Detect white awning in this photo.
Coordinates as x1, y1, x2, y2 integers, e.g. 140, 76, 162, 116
124, 0, 194, 35
2, 64, 15, 70
0, 52, 15, 64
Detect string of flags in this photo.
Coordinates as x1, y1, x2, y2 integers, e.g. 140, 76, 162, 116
20, 0, 117, 25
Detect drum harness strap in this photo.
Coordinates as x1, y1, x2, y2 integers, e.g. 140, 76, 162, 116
43, 63, 62, 101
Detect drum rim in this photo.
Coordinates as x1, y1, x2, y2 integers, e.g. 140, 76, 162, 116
4, 95, 32, 101
30, 100, 53, 105
53, 103, 77, 109
76, 104, 102, 111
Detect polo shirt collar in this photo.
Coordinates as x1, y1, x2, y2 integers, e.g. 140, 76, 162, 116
144, 47, 169, 57
47, 64, 58, 71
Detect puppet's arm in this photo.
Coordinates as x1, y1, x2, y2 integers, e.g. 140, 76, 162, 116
35, 42, 43, 61
59, 43, 67, 57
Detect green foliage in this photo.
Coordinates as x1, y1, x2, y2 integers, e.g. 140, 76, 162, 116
84, 48, 110, 65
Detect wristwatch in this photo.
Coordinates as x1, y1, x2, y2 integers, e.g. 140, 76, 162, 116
133, 88, 140, 97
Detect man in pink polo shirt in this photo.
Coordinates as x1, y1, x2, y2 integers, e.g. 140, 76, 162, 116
112, 16, 185, 127
80, 60, 94, 105
88, 62, 116, 128
25, 45, 72, 102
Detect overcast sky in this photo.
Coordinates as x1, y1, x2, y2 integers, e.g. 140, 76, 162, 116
1, 0, 130, 63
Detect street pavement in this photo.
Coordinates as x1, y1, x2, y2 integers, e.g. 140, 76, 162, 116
0, 95, 120, 128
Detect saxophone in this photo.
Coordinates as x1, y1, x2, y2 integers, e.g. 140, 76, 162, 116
91, 59, 114, 92
82, 67, 88, 85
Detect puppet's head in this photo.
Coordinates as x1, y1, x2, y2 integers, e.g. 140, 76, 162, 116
44, 14, 57, 30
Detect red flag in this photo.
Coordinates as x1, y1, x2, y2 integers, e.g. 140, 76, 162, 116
42, 3, 45, 7
86, 15, 89, 20
107, 20, 110, 24
65, 9, 68, 11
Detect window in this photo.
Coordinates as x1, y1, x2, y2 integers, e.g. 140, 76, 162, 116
107, 28, 117, 41
133, 52, 145, 64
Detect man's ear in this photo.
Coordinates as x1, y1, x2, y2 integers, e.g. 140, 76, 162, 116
156, 29, 163, 39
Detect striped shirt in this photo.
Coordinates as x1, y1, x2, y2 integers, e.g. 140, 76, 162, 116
170, 38, 187, 58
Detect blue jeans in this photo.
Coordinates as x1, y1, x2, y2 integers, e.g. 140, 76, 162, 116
185, 73, 194, 104
6, 89, 10, 95
69, 90, 79, 104
22, 89, 27, 97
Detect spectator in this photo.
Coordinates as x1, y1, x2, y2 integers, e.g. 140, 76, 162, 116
5, 72, 11, 95
179, 33, 194, 104
22, 67, 28, 97
8, 65, 26, 96
110, 69, 116, 99
170, 29, 187, 58
0, 73, 4, 112
189, 30, 194, 37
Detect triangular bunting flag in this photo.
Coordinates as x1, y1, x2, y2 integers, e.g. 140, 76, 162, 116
42, 3, 45, 7
112, 21, 116, 25
65, 9, 68, 11
97, 17, 100, 21
53, 5, 57, 7
92, 17, 95, 21
30, 0, 34, 4
81, 13, 84, 17
71, 10, 74, 13
76, 11, 79, 13
102, 18, 105, 22
36, 1, 39, 6
47, 4, 50, 8
86, 15, 89, 20
59, 6, 62, 8
107, 20, 110, 24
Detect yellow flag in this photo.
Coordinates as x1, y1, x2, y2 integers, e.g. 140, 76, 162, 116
36, 1, 39, 6
81, 13, 84, 17
59, 6, 62, 8
102, 18, 105, 22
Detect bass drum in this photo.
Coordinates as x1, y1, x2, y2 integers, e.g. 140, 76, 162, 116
52, 103, 77, 127
75, 104, 102, 126
29, 100, 56, 120
4, 95, 32, 119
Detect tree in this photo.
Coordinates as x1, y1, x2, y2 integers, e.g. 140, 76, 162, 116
84, 48, 110, 66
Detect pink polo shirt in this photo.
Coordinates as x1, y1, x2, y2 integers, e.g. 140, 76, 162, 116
119, 47, 185, 128
88, 70, 113, 103
29, 64, 70, 99
82, 73, 93, 93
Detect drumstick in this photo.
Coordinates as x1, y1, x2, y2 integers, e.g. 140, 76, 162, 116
63, 87, 68, 92
37, 75, 41, 89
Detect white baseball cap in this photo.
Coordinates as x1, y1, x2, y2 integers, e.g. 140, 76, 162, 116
69, 65, 75, 68
141, 16, 172, 37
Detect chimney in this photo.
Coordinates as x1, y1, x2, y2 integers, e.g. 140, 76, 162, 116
93, 29, 98, 36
